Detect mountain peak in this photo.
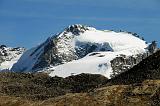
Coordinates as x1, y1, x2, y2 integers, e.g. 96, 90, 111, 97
65, 24, 90, 35
11, 24, 156, 78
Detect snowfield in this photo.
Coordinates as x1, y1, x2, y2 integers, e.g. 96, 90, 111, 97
0, 46, 25, 71
49, 48, 147, 78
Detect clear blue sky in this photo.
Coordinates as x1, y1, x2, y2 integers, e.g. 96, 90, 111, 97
0, 0, 160, 48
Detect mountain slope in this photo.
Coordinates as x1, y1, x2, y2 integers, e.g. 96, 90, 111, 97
108, 49, 160, 84
11, 24, 154, 78
0, 45, 25, 71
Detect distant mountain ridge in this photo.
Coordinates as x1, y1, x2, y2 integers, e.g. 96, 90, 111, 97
0, 45, 25, 71
10, 24, 157, 78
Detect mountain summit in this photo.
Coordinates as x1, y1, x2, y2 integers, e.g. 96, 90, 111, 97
64, 24, 90, 35
11, 24, 157, 78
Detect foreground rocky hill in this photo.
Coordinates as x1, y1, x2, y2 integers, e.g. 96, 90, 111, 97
0, 79, 159, 106
38, 80, 160, 106
0, 72, 108, 100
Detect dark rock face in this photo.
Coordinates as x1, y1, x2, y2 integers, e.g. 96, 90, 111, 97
33, 39, 60, 70
65, 24, 89, 35
32, 37, 78, 71
108, 50, 160, 85
0, 45, 7, 48
148, 41, 158, 54
33, 24, 91, 68
110, 53, 149, 78
110, 41, 158, 78
75, 42, 113, 58
31, 25, 91, 70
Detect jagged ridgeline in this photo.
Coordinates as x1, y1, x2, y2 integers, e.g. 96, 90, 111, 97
8, 24, 158, 78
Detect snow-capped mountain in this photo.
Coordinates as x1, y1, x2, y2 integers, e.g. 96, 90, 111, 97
0, 45, 25, 71
11, 24, 157, 78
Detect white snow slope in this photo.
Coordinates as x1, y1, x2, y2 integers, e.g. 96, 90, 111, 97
11, 24, 148, 78
0, 46, 25, 71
